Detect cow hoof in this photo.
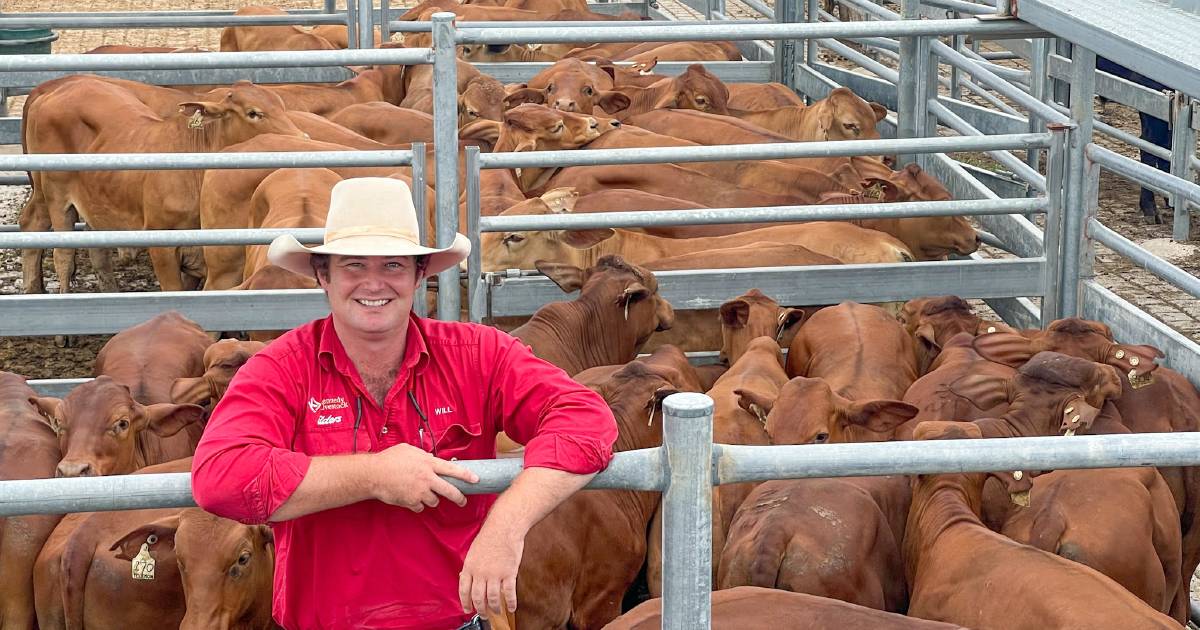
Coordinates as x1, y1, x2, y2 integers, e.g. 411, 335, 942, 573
54, 335, 74, 349
1142, 213, 1164, 226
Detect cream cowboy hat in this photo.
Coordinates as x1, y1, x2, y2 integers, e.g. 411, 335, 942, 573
268, 177, 470, 278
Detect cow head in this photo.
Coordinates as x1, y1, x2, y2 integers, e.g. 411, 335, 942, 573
171, 339, 266, 410
496, 103, 621, 153
814, 87, 887, 141
718, 289, 803, 366
763, 376, 918, 445
458, 76, 506, 128
111, 509, 275, 630
178, 80, 305, 147
537, 255, 674, 348
949, 350, 1126, 437
31, 376, 204, 477
910, 420, 1035, 507
899, 296, 1011, 372
525, 58, 628, 114
482, 200, 616, 270
656, 64, 731, 115
971, 318, 1163, 385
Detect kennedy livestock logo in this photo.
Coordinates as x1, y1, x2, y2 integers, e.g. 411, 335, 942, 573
308, 396, 350, 414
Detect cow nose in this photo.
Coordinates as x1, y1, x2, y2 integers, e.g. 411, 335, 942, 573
56, 461, 95, 478
554, 100, 577, 112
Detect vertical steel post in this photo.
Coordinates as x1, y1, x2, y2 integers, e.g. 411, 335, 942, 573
1171, 93, 1197, 241
345, 0, 360, 50
774, 0, 800, 90
1052, 39, 1071, 106
949, 33, 964, 101
1060, 44, 1095, 318
896, 0, 921, 166
466, 147, 484, 324
380, 0, 391, 43
432, 12, 460, 321
1027, 38, 1049, 174
358, 0, 375, 49
805, 0, 819, 68
412, 143, 428, 318
1041, 123, 1070, 326
661, 393, 714, 630
1080, 154, 1102, 293
325, 0, 337, 16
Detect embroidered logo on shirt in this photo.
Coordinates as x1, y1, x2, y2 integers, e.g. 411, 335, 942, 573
308, 396, 351, 414
316, 414, 344, 426
435, 406, 454, 416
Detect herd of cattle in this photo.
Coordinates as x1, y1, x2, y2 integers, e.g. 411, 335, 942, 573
4, 1, 1198, 628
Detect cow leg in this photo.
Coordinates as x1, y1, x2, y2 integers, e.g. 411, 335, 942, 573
178, 246, 206, 291
88, 249, 118, 293
203, 245, 247, 291
147, 246, 186, 292
47, 212, 77, 295
18, 189, 49, 294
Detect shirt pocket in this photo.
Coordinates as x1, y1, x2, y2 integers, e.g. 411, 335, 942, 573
294, 421, 358, 456
433, 420, 485, 462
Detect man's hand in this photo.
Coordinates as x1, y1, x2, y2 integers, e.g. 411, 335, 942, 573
371, 443, 479, 512
459, 524, 524, 616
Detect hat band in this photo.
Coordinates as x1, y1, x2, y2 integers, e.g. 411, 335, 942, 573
324, 225, 420, 244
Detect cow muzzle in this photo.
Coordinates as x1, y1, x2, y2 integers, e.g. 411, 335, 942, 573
56, 460, 97, 478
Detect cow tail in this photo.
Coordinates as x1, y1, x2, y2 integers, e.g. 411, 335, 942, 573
738, 527, 790, 589
59, 535, 93, 630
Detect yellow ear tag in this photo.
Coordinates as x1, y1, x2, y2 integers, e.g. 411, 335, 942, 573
187, 110, 204, 130
131, 538, 156, 581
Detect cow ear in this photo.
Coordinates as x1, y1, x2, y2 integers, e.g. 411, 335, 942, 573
28, 396, 63, 434
860, 177, 902, 202
539, 187, 579, 213
561, 228, 615, 249
949, 374, 1012, 410
972, 332, 1036, 367
597, 90, 632, 115
1104, 343, 1163, 378
502, 88, 545, 109
913, 420, 982, 441
718, 299, 751, 329
1085, 364, 1125, 408
870, 102, 888, 122
142, 403, 205, 437
258, 525, 275, 548
976, 320, 1013, 336
178, 101, 225, 121
633, 58, 658, 74
734, 387, 776, 421
459, 119, 501, 145
841, 398, 918, 433
778, 308, 805, 333
914, 322, 939, 353
110, 514, 182, 561
816, 107, 834, 140
618, 282, 651, 306
535, 260, 584, 293
170, 376, 209, 406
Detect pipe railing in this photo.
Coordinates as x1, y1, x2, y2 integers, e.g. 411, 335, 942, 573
0, 14, 348, 28
1088, 219, 1200, 301
1087, 144, 1200, 206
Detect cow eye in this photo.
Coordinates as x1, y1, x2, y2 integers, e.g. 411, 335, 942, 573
247, 109, 264, 120
467, 110, 479, 119
813, 432, 829, 444
583, 86, 594, 96
238, 551, 252, 566
553, 122, 565, 133
113, 418, 130, 433
502, 234, 525, 245
843, 122, 858, 131
546, 83, 555, 93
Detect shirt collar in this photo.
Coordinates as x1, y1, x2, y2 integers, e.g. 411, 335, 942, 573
317, 314, 430, 378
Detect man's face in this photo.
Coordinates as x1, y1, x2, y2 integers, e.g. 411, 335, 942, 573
318, 255, 421, 338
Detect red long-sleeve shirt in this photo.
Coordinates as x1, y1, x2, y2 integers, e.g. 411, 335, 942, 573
191, 315, 617, 630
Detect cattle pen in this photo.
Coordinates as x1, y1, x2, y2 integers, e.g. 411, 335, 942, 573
1, 0, 1200, 627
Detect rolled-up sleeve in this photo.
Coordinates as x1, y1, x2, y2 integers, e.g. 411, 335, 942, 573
191, 354, 311, 524
485, 332, 617, 474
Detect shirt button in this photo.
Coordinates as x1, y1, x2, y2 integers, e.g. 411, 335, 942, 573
381, 427, 389, 434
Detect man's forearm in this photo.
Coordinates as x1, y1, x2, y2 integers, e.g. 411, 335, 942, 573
480, 466, 595, 538
268, 454, 378, 522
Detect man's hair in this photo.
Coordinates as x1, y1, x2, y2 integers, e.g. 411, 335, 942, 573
310, 254, 429, 281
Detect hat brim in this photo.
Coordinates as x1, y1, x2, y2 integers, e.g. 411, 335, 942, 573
267, 232, 472, 279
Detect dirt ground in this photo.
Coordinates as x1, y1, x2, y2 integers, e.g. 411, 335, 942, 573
1, 0, 1198, 380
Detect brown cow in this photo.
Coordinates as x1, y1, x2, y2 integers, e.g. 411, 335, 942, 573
999, 467, 1186, 623
264, 66, 404, 117
459, 42, 560, 63
606, 586, 968, 630
607, 64, 734, 119
496, 104, 623, 190
904, 421, 1177, 630
85, 45, 210, 54
310, 24, 383, 48
29, 376, 204, 478
734, 87, 888, 141
727, 82, 807, 109
219, 5, 339, 52
34, 459, 275, 630
0, 373, 62, 630
171, 339, 268, 410
898, 295, 1015, 375
241, 168, 340, 283
718, 475, 912, 613
517, 58, 624, 114
516, 350, 698, 629
328, 102, 439, 144
93, 311, 213, 406
619, 41, 742, 63
716, 290, 805, 366
510, 256, 674, 376
400, 58, 507, 126
482, 205, 913, 270
21, 78, 304, 294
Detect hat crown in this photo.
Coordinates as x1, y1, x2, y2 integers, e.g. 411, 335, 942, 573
325, 177, 419, 239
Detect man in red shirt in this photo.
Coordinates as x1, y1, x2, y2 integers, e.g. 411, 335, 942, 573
191, 178, 618, 630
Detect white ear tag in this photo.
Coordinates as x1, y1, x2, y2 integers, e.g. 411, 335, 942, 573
131, 538, 157, 581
